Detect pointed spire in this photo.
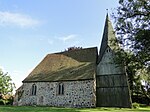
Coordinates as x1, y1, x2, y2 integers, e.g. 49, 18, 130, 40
98, 13, 116, 63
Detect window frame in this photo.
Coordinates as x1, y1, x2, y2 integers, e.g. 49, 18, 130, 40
31, 84, 37, 96
57, 83, 64, 95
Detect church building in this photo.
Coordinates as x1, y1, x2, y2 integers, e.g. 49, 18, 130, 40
13, 14, 132, 108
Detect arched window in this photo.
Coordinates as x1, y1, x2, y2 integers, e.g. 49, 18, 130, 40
107, 47, 111, 53
58, 83, 64, 95
31, 84, 37, 95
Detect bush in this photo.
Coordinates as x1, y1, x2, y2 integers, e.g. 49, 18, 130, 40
0, 99, 4, 105
0, 95, 14, 105
132, 102, 140, 108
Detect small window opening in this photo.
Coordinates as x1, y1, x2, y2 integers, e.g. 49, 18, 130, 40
31, 84, 37, 95
58, 83, 64, 95
107, 48, 111, 52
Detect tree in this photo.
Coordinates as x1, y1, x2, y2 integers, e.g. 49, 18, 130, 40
114, 0, 150, 69
113, 0, 150, 104
0, 69, 15, 105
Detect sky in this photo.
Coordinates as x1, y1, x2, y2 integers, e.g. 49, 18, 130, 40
0, 0, 119, 90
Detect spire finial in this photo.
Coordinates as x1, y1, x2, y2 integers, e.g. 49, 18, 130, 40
106, 9, 109, 20
106, 9, 108, 13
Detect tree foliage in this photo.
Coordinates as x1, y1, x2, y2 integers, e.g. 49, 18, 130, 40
0, 69, 15, 105
114, 0, 150, 69
113, 0, 150, 104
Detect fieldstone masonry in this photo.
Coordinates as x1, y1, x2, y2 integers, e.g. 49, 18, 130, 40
14, 80, 96, 107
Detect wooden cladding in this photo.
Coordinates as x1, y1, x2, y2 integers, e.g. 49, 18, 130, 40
96, 74, 128, 88
96, 74, 131, 107
96, 87, 131, 107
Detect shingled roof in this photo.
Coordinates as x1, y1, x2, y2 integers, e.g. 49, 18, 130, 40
23, 47, 98, 82
98, 14, 117, 63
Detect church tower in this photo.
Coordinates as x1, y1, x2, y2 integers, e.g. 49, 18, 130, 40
96, 14, 132, 107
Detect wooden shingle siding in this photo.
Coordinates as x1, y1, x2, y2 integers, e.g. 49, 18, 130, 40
96, 74, 131, 107
96, 74, 128, 88
96, 87, 131, 107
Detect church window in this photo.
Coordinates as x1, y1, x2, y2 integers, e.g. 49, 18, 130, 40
106, 48, 111, 53
58, 83, 64, 95
31, 84, 37, 95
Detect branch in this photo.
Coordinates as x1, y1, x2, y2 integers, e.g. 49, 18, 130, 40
128, 12, 149, 18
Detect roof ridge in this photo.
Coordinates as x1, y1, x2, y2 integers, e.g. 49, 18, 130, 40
48, 47, 97, 55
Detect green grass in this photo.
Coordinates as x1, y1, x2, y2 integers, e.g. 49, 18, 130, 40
0, 106, 150, 112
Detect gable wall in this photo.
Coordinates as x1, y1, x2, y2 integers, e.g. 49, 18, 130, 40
97, 47, 124, 75
16, 80, 96, 108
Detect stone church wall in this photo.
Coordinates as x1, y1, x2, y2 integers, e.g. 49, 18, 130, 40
17, 80, 96, 108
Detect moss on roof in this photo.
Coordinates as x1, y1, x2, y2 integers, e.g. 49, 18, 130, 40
23, 47, 98, 82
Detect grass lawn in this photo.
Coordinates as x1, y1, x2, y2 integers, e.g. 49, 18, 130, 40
0, 106, 150, 112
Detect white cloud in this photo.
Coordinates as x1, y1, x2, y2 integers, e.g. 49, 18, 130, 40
0, 11, 40, 28
59, 34, 77, 42
48, 39, 53, 45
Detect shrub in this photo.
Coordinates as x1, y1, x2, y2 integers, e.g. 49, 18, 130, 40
132, 102, 140, 108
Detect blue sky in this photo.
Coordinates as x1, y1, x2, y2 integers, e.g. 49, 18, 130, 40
0, 0, 118, 89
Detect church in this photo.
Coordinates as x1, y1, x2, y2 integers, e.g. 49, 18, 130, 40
13, 14, 132, 108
